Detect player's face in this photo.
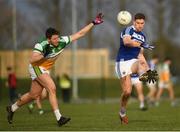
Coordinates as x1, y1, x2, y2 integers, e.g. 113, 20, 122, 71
166, 60, 171, 65
133, 19, 145, 32
49, 34, 59, 46
154, 58, 159, 64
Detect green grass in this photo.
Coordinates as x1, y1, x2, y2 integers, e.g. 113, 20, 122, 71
0, 99, 180, 131
1, 78, 180, 100
1, 78, 180, 130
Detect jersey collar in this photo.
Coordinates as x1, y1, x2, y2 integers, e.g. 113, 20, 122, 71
132, 25, 142, 33
131, 25, 136, 30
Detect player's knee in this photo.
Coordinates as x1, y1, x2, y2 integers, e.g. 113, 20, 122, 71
123, 89, 131, 97
47, 86, 56, 95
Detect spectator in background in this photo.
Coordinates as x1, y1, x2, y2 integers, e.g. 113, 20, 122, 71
156, 57, 176, 106
59, 73, 71, 103
6, 67, 17, 104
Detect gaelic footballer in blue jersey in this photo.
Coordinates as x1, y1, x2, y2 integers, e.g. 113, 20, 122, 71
115, 13, 157, 124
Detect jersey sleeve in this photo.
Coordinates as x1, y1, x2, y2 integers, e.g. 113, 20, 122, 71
122, 27, 133, 38
60, 36, 71, 45
33, 43, 43, 54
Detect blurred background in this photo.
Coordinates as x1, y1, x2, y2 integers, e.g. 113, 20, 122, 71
0, 0, 180, 103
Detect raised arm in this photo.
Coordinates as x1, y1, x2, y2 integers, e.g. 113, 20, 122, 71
123, 36, 141, 47
70, 13, 103, 42
123, 36, 154, 50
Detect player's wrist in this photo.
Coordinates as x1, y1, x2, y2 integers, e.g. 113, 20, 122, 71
140, 42, 146, 46
92, 21, 96, 25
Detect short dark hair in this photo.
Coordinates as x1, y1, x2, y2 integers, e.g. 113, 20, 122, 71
45, 27, 59, 39
164, 57, 171, 61
134, 13, 146, 20
152, 55, 158, 59
7, 66, 12, 71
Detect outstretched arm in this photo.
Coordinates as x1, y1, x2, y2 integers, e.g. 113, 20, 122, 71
70, 23, 94, 42
70, 13, 103, 42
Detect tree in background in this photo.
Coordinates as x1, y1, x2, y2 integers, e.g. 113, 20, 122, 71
0, 1, 13, 49
0, 0, 180, 75
27, 0, 62, 33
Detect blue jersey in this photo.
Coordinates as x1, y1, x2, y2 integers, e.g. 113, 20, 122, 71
116, 25, 146, 62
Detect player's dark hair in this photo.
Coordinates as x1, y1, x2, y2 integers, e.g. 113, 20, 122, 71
152, 55, 158, 59
134, 13, 146, 20
164, 57, 171, 61
45, 27, 59, 39
7, 66, 12, 71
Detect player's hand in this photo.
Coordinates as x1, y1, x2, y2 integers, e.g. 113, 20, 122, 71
141, 42, 155, 50
92, 13, 104, 25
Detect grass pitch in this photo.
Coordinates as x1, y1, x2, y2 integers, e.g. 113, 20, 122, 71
0, 99, 180, 131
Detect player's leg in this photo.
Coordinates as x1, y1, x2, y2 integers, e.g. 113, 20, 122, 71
147, 83, 157, 105
28, 88, 47, 114
137, 53, 149, 74
147, 87, 156, 100
134, 82, 146, 110
27, 100, 35, 113
36, 88, 48, 115
119, 75, 132, 124
120, 75, 132, 109
41, 88, 48, 99
17, 80, 43, 106
35, 96, 44, 115
115, 59, 139, 124
167, 83, 175, 106
36, 73, 70, 126
6, 80, 43, 124
155, 85, 164, 106
9, 88, 14, 104
36, 74, 58, 111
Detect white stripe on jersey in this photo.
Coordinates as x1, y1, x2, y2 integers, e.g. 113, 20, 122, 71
61, 36, 70, 44
125, 26, 132, 35
121, 26, 132, 39
34, 43, 43, 52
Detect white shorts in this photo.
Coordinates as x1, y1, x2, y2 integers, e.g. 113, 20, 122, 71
28, 64, 49, 80
158, 81, 171, 89
115, 59, 138, 78
131, 77, 142, 85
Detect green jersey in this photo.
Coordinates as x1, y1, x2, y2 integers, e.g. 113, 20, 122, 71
32, 36, 71, 70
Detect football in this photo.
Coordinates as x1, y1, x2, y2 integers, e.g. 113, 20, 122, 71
117, 11, 132, 25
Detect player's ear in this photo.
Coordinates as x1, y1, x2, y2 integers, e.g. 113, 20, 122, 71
47, 38, 51, 42
143, 20, 145, 25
